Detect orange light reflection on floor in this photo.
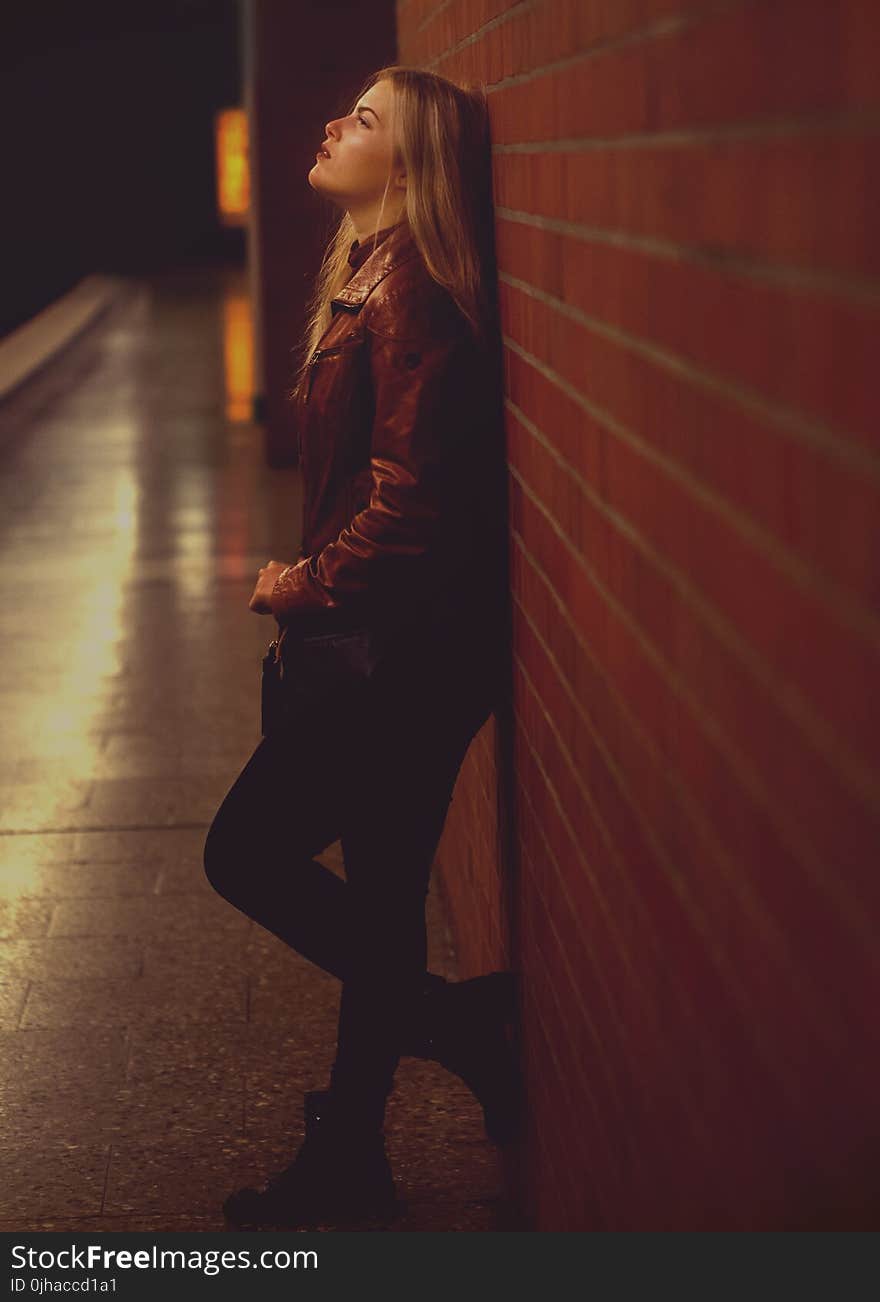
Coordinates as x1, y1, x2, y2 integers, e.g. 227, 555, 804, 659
221, 290, 254, 423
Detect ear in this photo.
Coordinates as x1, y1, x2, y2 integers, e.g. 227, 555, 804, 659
393, 167, 407, 192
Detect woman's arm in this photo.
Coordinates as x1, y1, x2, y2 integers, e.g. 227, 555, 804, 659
268, 286, 471, 621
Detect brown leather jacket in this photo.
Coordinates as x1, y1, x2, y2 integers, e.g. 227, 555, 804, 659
269, 219, 508, 658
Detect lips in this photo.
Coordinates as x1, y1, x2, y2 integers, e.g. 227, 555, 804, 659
316, 145, 331, 160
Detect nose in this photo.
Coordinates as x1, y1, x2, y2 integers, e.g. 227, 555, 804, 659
325, 117, 342, 141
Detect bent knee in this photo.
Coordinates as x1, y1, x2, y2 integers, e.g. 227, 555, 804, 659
203, 822, 240, 899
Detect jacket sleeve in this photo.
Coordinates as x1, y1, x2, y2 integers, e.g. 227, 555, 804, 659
269, 286, 469, 620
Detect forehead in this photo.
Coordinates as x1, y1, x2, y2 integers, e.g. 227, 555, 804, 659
358, 78, 395, 119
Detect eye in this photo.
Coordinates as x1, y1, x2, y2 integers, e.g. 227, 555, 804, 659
357, 114, 370, 127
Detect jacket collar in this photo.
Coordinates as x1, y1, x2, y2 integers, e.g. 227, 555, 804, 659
331, 220, 420, 309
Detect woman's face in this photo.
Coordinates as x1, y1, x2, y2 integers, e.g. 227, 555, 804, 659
308, 78, 403, 212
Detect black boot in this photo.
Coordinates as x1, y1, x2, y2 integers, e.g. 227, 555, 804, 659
400, 971, 524, 1145
222, 1090, 401, 1229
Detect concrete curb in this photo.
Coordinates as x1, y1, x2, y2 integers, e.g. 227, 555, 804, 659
0, 274, 129, 402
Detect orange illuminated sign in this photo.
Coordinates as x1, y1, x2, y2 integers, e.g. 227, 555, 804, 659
215, 107, 249, 226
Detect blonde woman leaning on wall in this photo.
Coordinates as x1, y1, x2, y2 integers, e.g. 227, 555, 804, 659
203, 65, 520, 1230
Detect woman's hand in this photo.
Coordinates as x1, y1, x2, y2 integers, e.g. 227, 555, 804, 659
248, 560, 292, 614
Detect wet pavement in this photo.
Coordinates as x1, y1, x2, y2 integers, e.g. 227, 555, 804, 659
0, 265, 510, 1231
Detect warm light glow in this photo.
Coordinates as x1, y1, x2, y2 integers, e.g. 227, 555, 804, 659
222, 289, 254, 422
215, 107, 249, 226
0, 468, 139, 854
168, 468, 216, 607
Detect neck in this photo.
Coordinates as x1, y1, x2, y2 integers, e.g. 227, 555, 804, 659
347, 198, 406, 245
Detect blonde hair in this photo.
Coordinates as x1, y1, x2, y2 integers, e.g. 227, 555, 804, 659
288, 64, 497, 402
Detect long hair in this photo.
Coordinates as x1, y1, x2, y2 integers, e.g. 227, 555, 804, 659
288, 65, 498, 402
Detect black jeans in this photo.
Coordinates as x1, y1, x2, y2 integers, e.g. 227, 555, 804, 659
203, 620, 497, 1130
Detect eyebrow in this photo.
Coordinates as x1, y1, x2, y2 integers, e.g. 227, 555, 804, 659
356, 103, 381, 123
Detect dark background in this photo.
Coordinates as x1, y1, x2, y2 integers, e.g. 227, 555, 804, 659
3, 0, 243, 337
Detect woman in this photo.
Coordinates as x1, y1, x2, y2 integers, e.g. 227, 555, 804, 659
203, 65, 520, 1229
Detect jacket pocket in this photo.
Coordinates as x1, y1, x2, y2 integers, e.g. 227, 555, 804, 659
304, 339, 363, 404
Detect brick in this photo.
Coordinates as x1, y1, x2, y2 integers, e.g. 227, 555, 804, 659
492, 135, 880, 279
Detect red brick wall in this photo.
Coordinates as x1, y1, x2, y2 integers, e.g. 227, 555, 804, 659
399, 0, 880, 1230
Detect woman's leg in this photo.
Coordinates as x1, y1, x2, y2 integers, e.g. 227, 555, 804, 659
326, 660, 495, 1127
216, 630, 502, 1226
202, 673, 456, 989
204, 624, 496, 1130
203, 674, 371, 979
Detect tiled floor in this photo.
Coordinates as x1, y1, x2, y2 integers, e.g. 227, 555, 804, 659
0, 265, 510, 1231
